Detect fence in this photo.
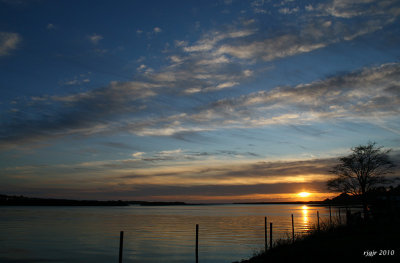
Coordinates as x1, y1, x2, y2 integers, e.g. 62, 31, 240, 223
117, 206, 353, 262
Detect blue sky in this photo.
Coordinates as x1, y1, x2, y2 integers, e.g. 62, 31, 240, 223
1, 0, 400, 202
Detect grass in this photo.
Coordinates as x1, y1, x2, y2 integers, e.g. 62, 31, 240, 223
233, 211, 400, 263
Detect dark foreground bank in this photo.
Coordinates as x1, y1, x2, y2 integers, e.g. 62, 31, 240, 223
234, 212, 400, 263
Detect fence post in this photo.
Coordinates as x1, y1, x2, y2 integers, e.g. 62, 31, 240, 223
264, 217, 267, 251
196, 224, 199, 263
338, 208, 341, 224
269, 222, 273, 249
346, 210, 351, 226
317, 211, 320, 232
119, 231, 124, 263
291, 214, 294, 243
329, 205, 332, 225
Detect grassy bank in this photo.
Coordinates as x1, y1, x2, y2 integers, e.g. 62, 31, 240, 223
234, 212, 400, 262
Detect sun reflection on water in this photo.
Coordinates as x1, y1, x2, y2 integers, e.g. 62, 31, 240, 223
301, 205, 310, 231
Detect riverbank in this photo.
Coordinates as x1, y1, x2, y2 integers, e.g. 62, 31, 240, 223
234, 212, 400, 262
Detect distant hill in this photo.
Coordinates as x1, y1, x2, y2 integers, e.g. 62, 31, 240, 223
322, 185, 400, 206
322, 193, 362, 204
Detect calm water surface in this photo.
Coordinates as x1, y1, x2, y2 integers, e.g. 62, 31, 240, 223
0, 204, 342, 263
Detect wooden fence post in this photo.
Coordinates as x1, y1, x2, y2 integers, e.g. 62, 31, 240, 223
329, 205, 332, 225
346, 210, 351, 226
119, 231, 124, 263
196, 224, 199, 263
269, 222, 273, 249
317, 211, 320, 232
264, 217, 267, 251
291, 214, 294, 243
338, 208, 341, 224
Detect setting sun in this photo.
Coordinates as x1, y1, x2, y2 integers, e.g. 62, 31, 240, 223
298, 192, 311, 198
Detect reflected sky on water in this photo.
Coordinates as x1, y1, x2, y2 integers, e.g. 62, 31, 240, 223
0, 204, 348, 263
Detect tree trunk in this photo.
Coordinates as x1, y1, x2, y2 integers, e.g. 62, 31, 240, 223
361, 192, 369, 221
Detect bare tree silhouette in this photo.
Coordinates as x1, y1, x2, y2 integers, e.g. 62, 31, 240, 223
327, 142, 395, 219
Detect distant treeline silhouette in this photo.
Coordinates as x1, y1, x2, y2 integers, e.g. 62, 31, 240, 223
0, 194, 128, 206
0, 194, 189, 206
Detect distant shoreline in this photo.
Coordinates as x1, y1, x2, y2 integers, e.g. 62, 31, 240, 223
0, 194, 190, 206
0, 194, 128, 206
234, 201, 321, 205
1, 194, 353, 206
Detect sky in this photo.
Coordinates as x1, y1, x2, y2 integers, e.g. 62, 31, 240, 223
1, 0, 400, 203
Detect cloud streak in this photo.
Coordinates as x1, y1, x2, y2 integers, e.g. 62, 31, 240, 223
4, 153, 398, 201
0, 80, 160, 148
88, 33, 103, 45
0, 156, 338, 200
1, 61, 399, 148
1, 0, 399, 148
124, 63, 400, 137
0, 31, 21, 56
213, 0, 400, 62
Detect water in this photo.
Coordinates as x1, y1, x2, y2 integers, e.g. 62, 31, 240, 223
0, 204, 342, 263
